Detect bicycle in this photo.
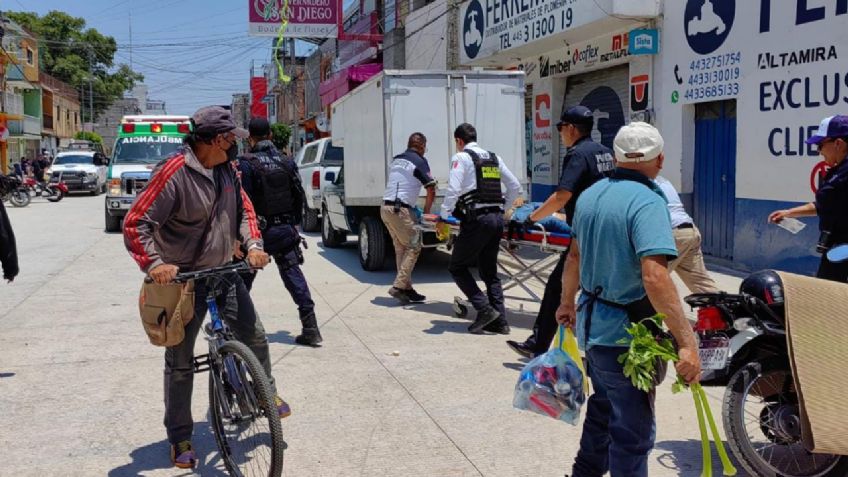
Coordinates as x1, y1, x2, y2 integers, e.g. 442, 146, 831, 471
170, 261, 285, 476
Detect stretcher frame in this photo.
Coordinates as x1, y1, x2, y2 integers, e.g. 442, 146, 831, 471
418, 219, 571, 295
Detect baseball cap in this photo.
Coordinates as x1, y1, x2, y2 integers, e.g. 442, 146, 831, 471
557, 106, 594, 128
248, 117, 271, 137
805, 115, 848, 145
613, 122, 664, 163
192, 106, 249, 139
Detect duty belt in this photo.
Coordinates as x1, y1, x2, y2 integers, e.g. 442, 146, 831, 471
259, 214, 295, 230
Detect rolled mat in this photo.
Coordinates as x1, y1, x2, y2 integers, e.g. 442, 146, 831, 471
778, 271, 848, 454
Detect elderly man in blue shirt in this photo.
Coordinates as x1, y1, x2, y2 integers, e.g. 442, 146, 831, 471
556, 122, 701, 477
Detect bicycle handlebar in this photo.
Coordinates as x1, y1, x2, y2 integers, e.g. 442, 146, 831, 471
144, 261, 253, 284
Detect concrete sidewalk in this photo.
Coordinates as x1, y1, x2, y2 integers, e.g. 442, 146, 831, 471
0, 196, 748, 476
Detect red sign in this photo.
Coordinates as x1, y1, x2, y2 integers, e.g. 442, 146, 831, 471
534, 94, 551, 128
248, 0, 339, 38
810, 160, 831, 193
250, 77, 268, 119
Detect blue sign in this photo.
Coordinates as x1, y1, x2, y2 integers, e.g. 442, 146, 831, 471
462, 0, 485, 60
684, 0, 735, 55
579, 86, 625, 150
628, 29, 659, 55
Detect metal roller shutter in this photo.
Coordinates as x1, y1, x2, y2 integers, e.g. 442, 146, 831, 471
557, 65, 629, 179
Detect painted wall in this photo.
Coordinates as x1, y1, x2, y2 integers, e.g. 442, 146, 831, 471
658, 0, 848, 273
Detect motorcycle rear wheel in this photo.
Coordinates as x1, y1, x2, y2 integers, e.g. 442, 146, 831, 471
46, 187, 64, 202
723, 359, 848, 477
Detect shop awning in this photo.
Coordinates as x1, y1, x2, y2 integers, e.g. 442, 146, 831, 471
319, 63, 382, 107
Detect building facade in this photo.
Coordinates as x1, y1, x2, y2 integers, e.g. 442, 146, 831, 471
93, 97, 142, 155
456, 0, 848, 274
3, 20, 42, 164
39, 72, 81, 155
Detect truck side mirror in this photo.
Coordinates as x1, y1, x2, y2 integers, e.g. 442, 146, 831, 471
324, 171, 336, 183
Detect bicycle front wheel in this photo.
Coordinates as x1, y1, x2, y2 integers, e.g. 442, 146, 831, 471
209, 341, 284, 477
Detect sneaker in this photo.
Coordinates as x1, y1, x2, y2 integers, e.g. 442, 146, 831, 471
405, 288, 426, 303
484, 319, 511, 335
506, 340, 534, 358
468, 308, 500, 334
170, 440, 196, 469
275, 395, 292, 419
388, 287, 411, 304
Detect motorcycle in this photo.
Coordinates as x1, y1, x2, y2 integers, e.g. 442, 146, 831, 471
0, 175, 31, 207
24, 176, 67, 202
684, 246, 848, 477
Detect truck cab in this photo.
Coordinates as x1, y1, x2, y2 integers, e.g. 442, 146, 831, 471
295, 138, 343, 232
104, 115, 190, 232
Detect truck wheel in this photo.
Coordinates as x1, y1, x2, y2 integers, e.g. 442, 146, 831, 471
321, 207, 345, 248
105, 207, 122, 233
359, 216, 387, 271
302, 204, 320, 232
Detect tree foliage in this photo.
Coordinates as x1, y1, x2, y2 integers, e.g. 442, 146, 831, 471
7, 10, 143, 122
270, 123, 292, 151
74, 131, 103, 144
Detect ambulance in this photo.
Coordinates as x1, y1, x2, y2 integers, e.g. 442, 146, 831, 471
104, 115, 191, 232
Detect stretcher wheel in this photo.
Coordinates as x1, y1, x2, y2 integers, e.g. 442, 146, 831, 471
453, 297, 469, 318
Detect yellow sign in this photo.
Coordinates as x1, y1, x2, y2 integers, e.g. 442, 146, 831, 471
481, 166, 500, 179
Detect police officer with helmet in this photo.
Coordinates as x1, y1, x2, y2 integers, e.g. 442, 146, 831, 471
441, 123, 523, 334
769, 115, 848, 283
238, 117, 323, 346
507, 106, 614, 358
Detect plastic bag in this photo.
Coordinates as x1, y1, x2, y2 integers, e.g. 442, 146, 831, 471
552, 325, 589, 394
513, 327, 586, 425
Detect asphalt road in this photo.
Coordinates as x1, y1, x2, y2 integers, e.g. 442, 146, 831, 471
0, 194, 748, 476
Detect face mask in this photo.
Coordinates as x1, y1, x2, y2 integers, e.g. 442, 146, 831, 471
226, 141, 239, 162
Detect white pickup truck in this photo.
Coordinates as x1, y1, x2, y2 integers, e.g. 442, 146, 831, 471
322, 70, 528, 270
295, 138, 343, 232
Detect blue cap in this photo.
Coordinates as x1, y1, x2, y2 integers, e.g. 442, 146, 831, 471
806, 115, 848, 144
558, 106, 594, 127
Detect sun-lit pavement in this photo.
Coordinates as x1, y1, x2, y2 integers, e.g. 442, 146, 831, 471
0, 195, 748, 476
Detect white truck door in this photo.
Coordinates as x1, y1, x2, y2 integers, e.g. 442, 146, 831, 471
384, 75, 452, 202
450, 74, 528, 186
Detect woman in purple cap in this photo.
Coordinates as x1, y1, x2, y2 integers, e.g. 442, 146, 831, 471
769, 115, 848, 282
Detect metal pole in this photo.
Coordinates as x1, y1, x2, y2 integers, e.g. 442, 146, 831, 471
88, 48, 94, 127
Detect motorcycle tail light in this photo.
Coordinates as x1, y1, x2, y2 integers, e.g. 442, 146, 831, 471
695, 306, 727, 332
311, 170, 320, 189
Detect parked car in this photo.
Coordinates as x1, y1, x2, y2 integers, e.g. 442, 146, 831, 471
47, 150, 109, 195
296, 138, 343, 232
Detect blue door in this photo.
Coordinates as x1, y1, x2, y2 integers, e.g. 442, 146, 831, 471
693, 100, 736, 260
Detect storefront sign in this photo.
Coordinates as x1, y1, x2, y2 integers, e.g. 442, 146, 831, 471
517, 29, 632, 83
248, 0, 340, 38
628, 29, 659, 55
531, 91, 554, 183
459, 0, 608, 64
663, 0, 848, 203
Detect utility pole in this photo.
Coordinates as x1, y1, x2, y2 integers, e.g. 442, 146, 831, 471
446, 0, 460, 69
129, 11, 133, 71
88, 47, 94, 129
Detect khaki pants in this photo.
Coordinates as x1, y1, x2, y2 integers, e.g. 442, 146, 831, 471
380, 205, 422, 290
669, 226, 719, 294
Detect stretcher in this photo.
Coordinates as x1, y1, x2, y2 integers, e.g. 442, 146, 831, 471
419, 214, 571, 308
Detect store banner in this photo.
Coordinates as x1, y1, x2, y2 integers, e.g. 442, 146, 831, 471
250, 77, 269, 119
248, 0, 339, 38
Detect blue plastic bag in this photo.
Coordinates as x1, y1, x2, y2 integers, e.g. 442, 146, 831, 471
513, 327, 586, 425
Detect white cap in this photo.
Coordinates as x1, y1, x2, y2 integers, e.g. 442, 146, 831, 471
613, 122, 664, 163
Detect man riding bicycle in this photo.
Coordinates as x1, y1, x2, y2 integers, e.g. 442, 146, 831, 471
123, 106, 291, 469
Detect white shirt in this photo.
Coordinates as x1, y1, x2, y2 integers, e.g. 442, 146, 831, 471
440, 142, 523, 220
654, 176, 693, 229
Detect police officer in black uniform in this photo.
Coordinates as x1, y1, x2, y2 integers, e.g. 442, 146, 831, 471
238, 117, 322, 345
506, 106, 614, 358
769, 114, 848, 283
441, 123, 524, 334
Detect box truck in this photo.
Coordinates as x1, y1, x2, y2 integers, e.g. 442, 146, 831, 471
322, 70, 528, 270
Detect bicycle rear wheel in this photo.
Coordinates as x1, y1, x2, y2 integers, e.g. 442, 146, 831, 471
209, 341, 284, 477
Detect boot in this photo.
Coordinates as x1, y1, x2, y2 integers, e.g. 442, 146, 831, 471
295, 311, 323, 346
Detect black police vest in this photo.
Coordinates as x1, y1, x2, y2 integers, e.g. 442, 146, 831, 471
459, 149, 504, 206
245, 151, 296, 218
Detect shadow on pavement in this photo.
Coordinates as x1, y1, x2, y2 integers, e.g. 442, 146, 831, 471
424, 319, 470, 335
109, 422, 227, 477
653, 439, 749, 477
502, 361, 527, 372
265, 328, 296, 345
0, 372, 15, 378
316, 242, 455, 286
